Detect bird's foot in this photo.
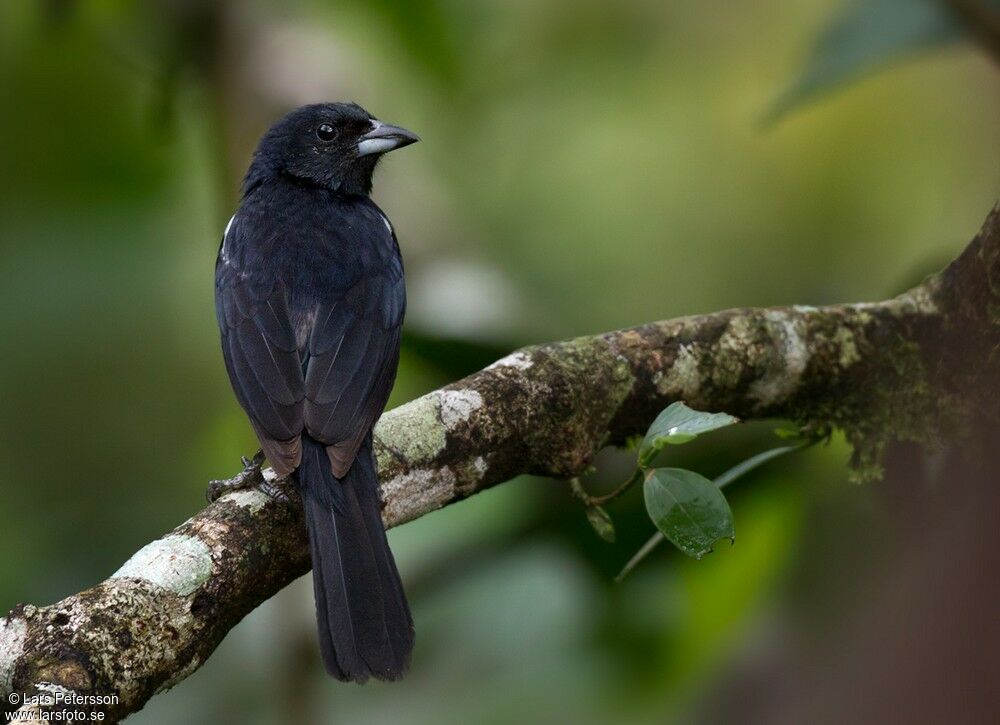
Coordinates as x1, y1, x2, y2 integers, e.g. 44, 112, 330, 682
258, 472, 294, 504
206, 451, 267, 503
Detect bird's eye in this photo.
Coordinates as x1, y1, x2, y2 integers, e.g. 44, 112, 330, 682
316, 123, 337, 142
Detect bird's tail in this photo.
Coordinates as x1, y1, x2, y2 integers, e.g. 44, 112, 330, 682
296, 433, 413, 682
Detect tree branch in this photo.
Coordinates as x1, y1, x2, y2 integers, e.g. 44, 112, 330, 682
3, 203, 998, 723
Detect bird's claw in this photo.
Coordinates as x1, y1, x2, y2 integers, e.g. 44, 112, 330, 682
206, 451, 267, 503
258, 475, 293, 503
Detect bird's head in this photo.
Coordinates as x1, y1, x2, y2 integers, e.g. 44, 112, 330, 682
243, 102, 419, 196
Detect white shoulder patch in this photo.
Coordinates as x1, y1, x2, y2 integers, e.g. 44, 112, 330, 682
220, 214, 236, 263
379, 212, 393, 235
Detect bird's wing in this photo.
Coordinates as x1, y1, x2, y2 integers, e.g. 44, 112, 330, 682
304, 269, 405, 478
216, 255, 306, 475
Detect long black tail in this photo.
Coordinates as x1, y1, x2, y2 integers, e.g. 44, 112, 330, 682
296, 433, 413, 682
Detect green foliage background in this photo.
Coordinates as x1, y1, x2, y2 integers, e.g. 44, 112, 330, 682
0, 0, 996, 722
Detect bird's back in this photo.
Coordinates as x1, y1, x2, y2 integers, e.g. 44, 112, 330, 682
215, 177, 405, 475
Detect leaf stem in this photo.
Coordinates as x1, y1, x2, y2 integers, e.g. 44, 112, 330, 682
615, 532, 664, 583
570, 468, 644, 507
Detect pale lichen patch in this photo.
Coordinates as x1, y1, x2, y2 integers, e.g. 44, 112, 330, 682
111, 534, 213, 597
487, 351, 534, 371
713, 316, 760, 390
658, 343, 702, 399
224, 488, 270, 514
749, 311, 809, 405
833, 327, 861, 368
380, 467, 457, 527
375, 394, 447, 464
438, 389, 484, 429
0, 616, 27, 695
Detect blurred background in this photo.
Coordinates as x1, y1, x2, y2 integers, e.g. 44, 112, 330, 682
1, 0, 998, 723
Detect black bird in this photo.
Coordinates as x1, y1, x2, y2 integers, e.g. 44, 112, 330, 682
212, 103, 419, 682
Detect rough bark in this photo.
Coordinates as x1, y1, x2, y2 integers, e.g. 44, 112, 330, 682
2, 204, 997, 723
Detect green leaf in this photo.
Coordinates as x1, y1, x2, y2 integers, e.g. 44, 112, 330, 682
638, 402, 738, 467
620, 443, 802, 579
643, 468, 735, 560
585, 506, 616, 543
766, 0, 1000, 123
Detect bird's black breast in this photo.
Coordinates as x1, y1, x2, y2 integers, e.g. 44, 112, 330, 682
215, 178, 405, 468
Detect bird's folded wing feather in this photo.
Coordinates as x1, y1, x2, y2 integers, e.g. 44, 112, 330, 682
216, 268, 306, 473
304, 272, 404, 477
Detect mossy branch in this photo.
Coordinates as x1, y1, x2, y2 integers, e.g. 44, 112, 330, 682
2, 203, 997, 723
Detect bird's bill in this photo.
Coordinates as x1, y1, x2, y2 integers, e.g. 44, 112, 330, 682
356, 121, 420, 156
